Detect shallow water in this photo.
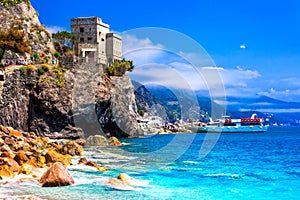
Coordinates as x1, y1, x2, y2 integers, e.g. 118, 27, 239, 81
1, 126, 300, 199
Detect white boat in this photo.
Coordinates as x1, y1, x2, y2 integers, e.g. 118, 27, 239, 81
189, 113, 268, 133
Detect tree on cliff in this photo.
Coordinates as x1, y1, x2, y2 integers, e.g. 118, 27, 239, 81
0, 25, 32, 61
107, 59, 135, 76
52, 31, 77, 53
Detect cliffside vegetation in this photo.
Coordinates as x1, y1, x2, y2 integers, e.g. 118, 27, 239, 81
0, 24, 31, 61
0, 0, 30, 7
106, 59, 134, 76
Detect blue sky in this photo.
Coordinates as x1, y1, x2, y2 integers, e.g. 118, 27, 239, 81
31, 0, 300, 102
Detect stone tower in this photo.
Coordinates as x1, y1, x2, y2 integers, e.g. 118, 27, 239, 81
71, 16, 122, 65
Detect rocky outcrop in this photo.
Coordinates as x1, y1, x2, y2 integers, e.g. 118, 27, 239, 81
95, 75, 143, 137
0, 69, 35, 131
70, 62, 144, 138
39, 162, 75, 187
0, 1, 55, 57
0, 68, 82, 138
86, 135, 109, 146
0, 63, 144, 138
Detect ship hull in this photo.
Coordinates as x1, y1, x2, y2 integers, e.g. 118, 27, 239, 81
189, 125, 268, 133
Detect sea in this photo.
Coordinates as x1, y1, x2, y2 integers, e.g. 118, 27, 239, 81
1, 126, 300, 200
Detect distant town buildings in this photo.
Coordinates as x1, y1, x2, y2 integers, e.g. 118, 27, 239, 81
71, 16, 122, 65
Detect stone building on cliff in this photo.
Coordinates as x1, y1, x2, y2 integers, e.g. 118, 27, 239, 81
71, 16, 122, 65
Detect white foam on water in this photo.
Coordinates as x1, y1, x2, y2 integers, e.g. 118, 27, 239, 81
67, 164, 100, 173
104, 183, 141, 191
183, 160, 198, 165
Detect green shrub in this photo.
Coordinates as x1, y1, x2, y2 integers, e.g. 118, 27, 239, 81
36, 67, 44, 75
19, 66, 27, 72
138, 110, 145, 117
53, 52, 60, 59
106, 59, 135, 76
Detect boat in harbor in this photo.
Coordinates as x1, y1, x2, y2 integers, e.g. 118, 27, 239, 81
189, 113, 268, 133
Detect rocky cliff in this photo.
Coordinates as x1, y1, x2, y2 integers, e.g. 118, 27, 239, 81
0, 1, 55, 58
0, 63, 143, 138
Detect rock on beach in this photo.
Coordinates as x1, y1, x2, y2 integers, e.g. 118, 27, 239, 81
39, 162, 75, 187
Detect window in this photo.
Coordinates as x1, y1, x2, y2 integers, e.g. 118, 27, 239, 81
80, 38, 84, 42
101, 38, 105, 42
87, 37, 92, 42
80, 27, 84, 33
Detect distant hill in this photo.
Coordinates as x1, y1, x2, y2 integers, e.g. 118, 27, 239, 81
224, 95, 300, 126
225, 95, 300, 111
136, 84, 225, 122
134, 84, 300, 126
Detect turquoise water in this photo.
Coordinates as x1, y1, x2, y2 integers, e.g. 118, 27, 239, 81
1, 127, 300, 199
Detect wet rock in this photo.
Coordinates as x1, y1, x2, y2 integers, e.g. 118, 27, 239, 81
61, 141, 83, 156
0, 165, 15, 178
109, 137, 122, 146
85, 161, 107, 172
19, 164, 47, 179
78, 157, 87, 164
8, 127, 23, 137
1, 144, 15, 158
45, 150, 72, 166
86, 135, 108, 146
118, 173, 139, 185
14, 151, 29, 165
19, 163, 35, 175
74, 138, 86, 146
4, 136, 16, 146
0, 125, 9, 135
40, 162, 75, 187
105, 178, 130, 188
0, 157, 20, 172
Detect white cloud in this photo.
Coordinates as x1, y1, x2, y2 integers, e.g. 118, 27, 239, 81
123, 34, 263, 99
130, 64, 196, 90
258, 88, 300, 102
201, 66, 225, 71
240, 44, 246, 49
200, 66, 260, 88
122, 34, 165, 65
178, 51, 215, 67
45, 25, 66, 34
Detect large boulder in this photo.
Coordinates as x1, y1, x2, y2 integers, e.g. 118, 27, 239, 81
86, 135, 108, 146
40, 162, 74, 187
